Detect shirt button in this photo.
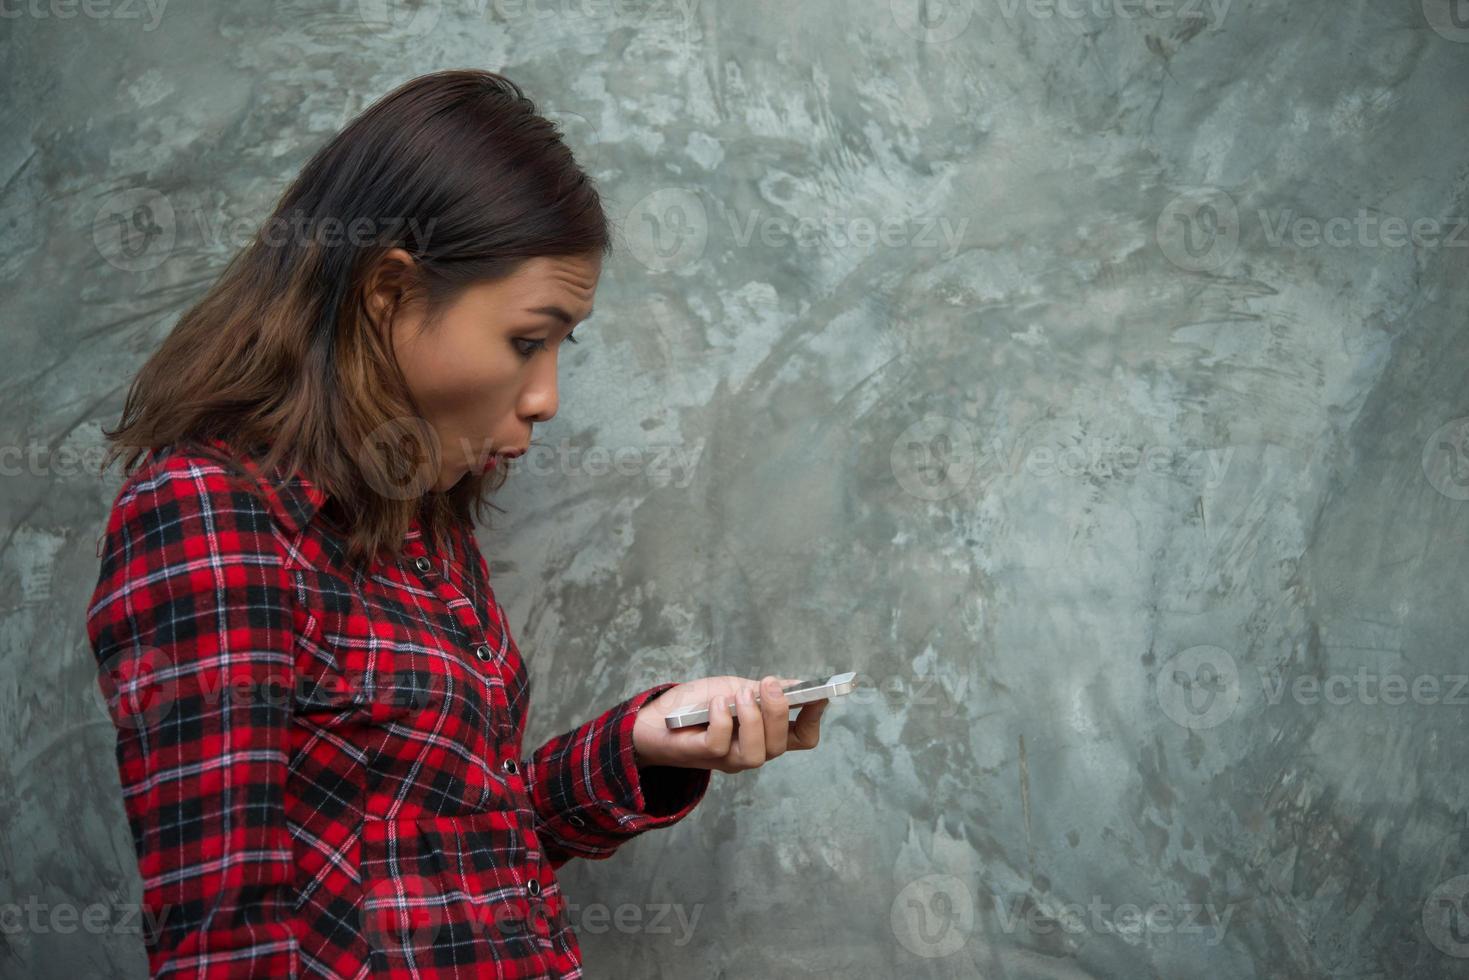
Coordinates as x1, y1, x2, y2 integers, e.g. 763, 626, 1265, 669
475, 643, 493, 662
527, 878, 541, 897
414, 556, 432, 574
568, 814, 586, 828
502, 758, 519, 775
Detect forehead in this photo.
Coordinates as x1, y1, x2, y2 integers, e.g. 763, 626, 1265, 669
499, 254, 600, 315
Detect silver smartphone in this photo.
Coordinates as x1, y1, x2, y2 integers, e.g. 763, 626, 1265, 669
663, 671, 857, 729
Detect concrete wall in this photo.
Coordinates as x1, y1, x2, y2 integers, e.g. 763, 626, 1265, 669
3, 0, 1468, 976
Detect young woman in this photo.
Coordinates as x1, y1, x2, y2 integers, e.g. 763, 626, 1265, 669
86, 68, 828, 979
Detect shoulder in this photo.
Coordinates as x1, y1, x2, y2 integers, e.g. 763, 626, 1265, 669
105, 440, 294, 562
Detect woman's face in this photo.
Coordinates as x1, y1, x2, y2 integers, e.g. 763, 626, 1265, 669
372, 249, 600, 492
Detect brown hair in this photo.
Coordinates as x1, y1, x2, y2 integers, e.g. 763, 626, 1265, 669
101, 69, 612, 565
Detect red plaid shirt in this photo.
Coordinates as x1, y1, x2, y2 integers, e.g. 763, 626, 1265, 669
86, 437, 711, 978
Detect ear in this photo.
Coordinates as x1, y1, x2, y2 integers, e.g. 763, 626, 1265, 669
365, 247, 419, 339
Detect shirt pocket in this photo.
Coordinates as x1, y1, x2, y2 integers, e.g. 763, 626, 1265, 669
297, 567, 496, 728
359, 811, 565, 970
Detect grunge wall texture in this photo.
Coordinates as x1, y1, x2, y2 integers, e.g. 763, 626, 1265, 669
3, 1, 1469, 977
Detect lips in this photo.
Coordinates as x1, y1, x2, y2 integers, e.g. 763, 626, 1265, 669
482, 449, 524, 472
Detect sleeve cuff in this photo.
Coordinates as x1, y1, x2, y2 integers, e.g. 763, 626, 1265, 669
525, 682, 712, 862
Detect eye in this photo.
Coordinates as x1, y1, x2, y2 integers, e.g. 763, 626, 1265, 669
565, 329, 578, 345
513, 337, 547, 359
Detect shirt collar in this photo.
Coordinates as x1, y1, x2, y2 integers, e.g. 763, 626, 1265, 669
195, 436, 333, 538
188, 437, 457, 551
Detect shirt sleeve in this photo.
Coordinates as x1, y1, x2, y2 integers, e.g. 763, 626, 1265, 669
86, 458, 301, 978
521, 682, 712, 869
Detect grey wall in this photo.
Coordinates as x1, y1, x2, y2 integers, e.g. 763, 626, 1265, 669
4, 0, 1469, 977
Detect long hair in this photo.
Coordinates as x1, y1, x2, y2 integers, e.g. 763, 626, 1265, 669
101, 69, 612, 565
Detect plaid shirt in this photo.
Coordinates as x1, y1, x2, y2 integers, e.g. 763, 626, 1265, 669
86, 437, 711, 979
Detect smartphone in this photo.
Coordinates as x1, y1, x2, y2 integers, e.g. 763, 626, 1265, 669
663, 671, 857, 729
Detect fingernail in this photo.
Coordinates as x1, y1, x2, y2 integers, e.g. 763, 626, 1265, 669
737, 687, 751, 704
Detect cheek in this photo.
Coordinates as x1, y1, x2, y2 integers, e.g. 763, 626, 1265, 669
401, 333, 517, 416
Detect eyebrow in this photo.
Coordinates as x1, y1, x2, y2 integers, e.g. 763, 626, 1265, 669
525, 305, 592, 327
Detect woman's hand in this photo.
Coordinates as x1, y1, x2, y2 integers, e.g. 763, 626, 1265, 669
632, 675, 828, 774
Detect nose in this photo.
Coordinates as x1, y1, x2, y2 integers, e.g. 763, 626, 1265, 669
519, 352, 559, 424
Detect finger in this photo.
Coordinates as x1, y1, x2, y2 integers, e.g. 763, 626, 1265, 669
759, 676, 790, 758
703, 691, 734, 758
732, 682, 765, 768
788, 698, 828, 750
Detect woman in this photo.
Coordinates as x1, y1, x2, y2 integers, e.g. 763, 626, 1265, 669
85, 69, 828, 978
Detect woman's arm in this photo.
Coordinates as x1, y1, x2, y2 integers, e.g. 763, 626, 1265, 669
521, 682, 713, 869
87, 456, 301, 978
